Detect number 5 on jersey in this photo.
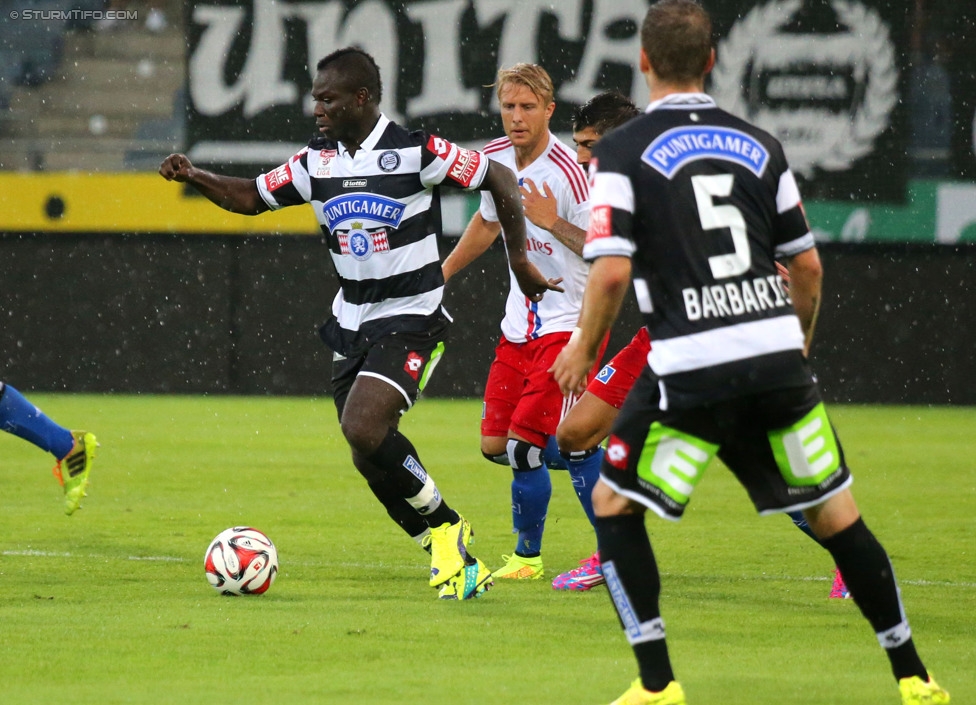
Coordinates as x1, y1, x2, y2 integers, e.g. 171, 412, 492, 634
692, 174, 751, 279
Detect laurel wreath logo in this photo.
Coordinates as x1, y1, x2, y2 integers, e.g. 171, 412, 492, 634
711, 0, 898, 177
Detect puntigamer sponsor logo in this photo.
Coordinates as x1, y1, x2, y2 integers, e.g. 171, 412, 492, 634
321, 193, 405, 230
643, 126, 769, 179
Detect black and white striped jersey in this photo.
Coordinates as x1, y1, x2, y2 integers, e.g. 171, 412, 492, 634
256, 114, 490, 356
584, 93, 815, 407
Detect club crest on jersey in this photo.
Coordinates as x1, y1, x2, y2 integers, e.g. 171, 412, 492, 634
339, 222, 389, 261
377, 150, 401, 172
595, 365, 616, 385
322, 193, 405, 230
642, 126, 769, 179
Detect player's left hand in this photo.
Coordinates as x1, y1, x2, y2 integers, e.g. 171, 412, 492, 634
550, 335, 593, 396
520, 178, 558, 231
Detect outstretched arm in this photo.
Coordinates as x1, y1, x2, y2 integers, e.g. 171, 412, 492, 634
483, 161, 563, 298
159, 153, 268, 216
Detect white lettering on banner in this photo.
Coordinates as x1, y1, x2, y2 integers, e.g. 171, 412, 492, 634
474, 0, 584, 93
191, 1, 297, 118
188, 0, 649, 128
405, 0, 480, 115
559, 0, 648, 105
296, 1, 402, 122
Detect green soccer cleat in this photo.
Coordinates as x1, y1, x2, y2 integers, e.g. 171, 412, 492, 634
899, 672, 950, 705
438, 558, 493, 600
607, 679, 686, 705
52, 431, 97, 516
492, 553, 544, 580
426, 515, 472, 587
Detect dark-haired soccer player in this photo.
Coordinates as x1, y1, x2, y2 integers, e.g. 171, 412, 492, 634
554, 92, 850, 599
160, 47, 558, 601
0, 381, 96, 514
552, 2, 949, 703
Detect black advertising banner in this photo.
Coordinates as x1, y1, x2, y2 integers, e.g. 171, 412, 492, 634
708, 0, 908, 202
185, 0, 913, 201
185, 0, 653, 175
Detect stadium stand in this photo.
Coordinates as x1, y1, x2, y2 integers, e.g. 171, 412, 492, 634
0, 0, 185, 171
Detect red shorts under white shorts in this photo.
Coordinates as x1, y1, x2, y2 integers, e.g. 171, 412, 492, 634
482, 332, 607, 448
586, 327, 652, 410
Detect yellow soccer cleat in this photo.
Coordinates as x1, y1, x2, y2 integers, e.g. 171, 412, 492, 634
426, 515, 472, 587
438, 558, 493, 600
607, 679, 686, 705
492, 553, 544, 580
899, 672, 950, 705
52, 431, 97, 516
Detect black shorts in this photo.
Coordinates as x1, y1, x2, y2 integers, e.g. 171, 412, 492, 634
331, 329, 446, 419
601, 368, 852, 520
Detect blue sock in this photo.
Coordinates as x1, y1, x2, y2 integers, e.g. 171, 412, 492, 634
788, 510, 821, 545
568, 447, 603, 527
511, 467, 551, 556
542, 435, 568, 470
0, 383, 74, 459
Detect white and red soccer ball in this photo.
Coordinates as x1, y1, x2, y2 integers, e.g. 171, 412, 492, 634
204, 527, 278, 595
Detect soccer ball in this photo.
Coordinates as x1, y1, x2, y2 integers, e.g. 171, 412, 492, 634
204, 526, 278, 595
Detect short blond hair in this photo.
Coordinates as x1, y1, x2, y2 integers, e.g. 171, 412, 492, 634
494, 63, 554, 105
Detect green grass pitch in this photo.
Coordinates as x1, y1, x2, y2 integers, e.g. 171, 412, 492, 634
0, 395, 973, 704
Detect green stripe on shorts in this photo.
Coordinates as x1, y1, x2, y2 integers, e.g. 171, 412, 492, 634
418, 341, 445, 393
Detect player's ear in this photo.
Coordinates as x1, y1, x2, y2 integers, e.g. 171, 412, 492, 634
639, 48, 651, 74
704, 48, 716, 75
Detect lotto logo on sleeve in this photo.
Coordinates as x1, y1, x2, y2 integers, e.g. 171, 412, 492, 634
426, 135, 453, 158
587, 204, 612, 243
264, 164, 293, 192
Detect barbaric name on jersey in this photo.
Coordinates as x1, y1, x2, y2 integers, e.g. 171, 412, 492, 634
322, 193, 405, 231
338, 222, 389, 261
643, 126, 769, 179
682, 275, 791, 321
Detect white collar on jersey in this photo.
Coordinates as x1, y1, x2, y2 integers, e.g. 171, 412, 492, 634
645, 92, 716, 113
337, 113, 392, 157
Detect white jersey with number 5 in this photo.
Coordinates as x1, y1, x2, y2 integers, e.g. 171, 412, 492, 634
480, 132, 590, 342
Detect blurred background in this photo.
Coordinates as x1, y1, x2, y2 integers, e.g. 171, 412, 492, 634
0, 0, 973, 403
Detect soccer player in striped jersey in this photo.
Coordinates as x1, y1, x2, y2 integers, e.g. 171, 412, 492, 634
0, 381, 96, 515
551, 2, 949, 703
553, 92, 849, 599
159, 47, 557, 601
443, 63, 606, 582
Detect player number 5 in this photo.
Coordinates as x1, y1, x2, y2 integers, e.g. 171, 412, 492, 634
691, 174, 750, 279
